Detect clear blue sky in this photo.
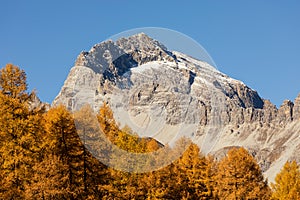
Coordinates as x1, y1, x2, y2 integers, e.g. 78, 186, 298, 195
1, 0, 300, 107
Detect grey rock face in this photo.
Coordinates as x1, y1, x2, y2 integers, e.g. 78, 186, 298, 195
53, 33, 300, 183
28, 92, 50, 111
278, 100, 294, 123
293, 94, 300, 121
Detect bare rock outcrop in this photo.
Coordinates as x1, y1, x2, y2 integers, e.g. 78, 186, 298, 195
277, 100, 294, 123
293, 93, 300, 121
53, 33, 300, 183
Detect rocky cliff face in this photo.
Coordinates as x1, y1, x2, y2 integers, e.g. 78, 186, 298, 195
28, 92, 50, 111
53, 33, 300, 183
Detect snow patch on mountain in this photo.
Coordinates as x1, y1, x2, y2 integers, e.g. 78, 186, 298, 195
53, 33, 300, 183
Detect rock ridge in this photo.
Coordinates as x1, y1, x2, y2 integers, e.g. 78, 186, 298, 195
53, 33, 300, 183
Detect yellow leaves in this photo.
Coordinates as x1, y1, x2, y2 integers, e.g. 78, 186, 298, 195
170, 142, 211, 199
271, 161, 300, 200
25, 154, 73, 199
44, 105, 78, 152
0, 68, 42, 199
215, 147, 271, 200
45, 105, 75, 130
0, 64, 298, 199
97, 103, 162, 154
0, 63, 28, 100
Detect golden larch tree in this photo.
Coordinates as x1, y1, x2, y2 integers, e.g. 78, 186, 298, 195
215, 147, 271, 200
0, 63, 27, 100
44, 105, 85, 198
25, 155, 72, 199
271, 160, 300, 200
0, 64, 41, 199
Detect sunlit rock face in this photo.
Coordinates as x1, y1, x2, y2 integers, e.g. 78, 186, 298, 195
53, 33, 300, 183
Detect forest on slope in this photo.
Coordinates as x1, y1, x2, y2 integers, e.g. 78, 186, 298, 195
0, 63, 299, 199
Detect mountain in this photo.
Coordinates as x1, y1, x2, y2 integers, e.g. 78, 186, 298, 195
53, 33, 300, 183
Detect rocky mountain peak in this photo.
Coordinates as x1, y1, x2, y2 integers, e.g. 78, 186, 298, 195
54, 33, 300, 183
74, 33, 176, 83
116, 32, 168, 52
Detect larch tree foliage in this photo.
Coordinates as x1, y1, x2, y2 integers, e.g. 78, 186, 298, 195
205, 155, 218, 198
96, 103, 170, 199
0, 63, 27, 100
96, 103, 148, 199
25, 154, 72, 199
215, 147, 271, 200
97, 103, 163, 154
0, 64, 42, 199
97, 102, 119, 143
43, 105, 85, 199
74, 104, 111, 199
271, 160, 300, 200
2, 64, 291, 199
171, 142, 211, 199
0, 91, 29, 199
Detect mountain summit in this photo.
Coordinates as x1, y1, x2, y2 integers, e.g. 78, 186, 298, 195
53, 33, 300, 182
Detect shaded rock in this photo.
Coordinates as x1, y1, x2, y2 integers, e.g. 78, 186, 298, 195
262, 99, 277, 123
53, 33, 300, 183
277, 100, 294, 123
235, 83, 264, 109
293, 93, 300, 121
